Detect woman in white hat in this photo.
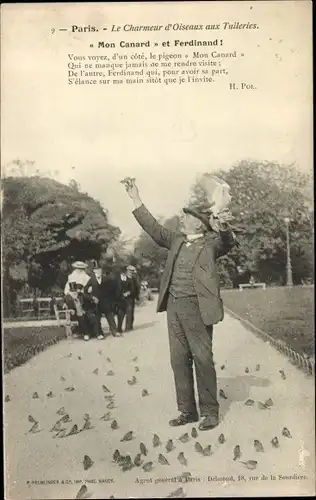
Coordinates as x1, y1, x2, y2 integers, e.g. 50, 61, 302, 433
64, 261, 100, 341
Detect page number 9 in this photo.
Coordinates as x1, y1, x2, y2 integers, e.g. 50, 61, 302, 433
51, 28, 55, 34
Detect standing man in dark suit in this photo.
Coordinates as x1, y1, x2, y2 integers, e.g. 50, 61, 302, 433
117, 266, 140, 333
123, 179, 237, 431
94, 267, 119, 339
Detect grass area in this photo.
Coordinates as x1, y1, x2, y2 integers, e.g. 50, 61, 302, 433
222, 286, 315, 358
3, 325, 66, 373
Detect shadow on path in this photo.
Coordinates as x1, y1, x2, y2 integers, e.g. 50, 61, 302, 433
218, 375, 271, 421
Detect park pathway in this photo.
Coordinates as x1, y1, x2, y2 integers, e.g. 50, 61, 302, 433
4, 300, 315, 499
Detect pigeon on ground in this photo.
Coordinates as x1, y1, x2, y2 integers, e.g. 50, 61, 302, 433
57, 407, 66, 416
65, 386, 75, 392
279, 369, 286, 380
112, 449, 120, 462
220, 365, 225, 370
78, 356, 82, 360
195, 442, 204, 454
60, 376, 66, 382
219, 389, 228, 399
5, 395, 10, 402
153, 434, 161, 447
32, 392, 39, 399
142, 389, 149, 397
134, 453, 143, 466
179, 433, 189, 443
133, 357, 138, 362
203, 445, 212, 456
177, 452, 187, 466
191, 428, 198, 438
93, 368, 99, 375
256, 364, 260, 371
258, 401, 270, 410
111, 420, 119, 430
142, 461, 154, 472
166, 439, 175, 452
135, 366, 140, 372
83, 455, 94, 470
98, 350, 102, 355
107, 402, 116, 409
107, 370, 115, 376
245, 399, 255, 406
158, 454, 170, 465
245, 367, 249, 374
122, 462, 134, 472
55, 429, 67, 438
106, 357, 112, 363
240, 460, 258, 470
271, 437, 280, 448
66, 353, 72, 358
127, 378, 136, 386
82, 419, 93, 431
282, 427, 292, 438
218, 433, 225, 444
68, 424, 80, 436
104, 395, 115, 401
102, 385, 111, 393
58, 414, 71, 423
140, 442, 148, 456
264, 398, 274, 407
76, 484, 88, 499
233, 445, 241, 461
100, 412, 111, 421
121, 431, 134, 442
167, 487, 186, 498
83, 414, 90, 421
28, 422, 41, 434
28, 415, 37, 423
51, 421, 65, 432
254, 440, 264, 452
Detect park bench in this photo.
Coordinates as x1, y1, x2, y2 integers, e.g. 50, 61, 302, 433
239, 283, 266, 291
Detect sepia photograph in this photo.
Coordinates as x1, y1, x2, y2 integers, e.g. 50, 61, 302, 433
1, 1, 314, 499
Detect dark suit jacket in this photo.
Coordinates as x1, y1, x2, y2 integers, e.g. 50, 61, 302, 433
133, 204, 236, 326
117, 275, 140, 302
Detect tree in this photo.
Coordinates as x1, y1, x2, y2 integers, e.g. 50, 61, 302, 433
190, 161, 313, 285
2, 175, 121, 315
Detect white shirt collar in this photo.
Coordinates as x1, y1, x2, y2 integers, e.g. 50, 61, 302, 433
186, 233, 204, 242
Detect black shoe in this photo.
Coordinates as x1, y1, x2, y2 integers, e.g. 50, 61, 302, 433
169, 412, 198, 427
198, 414, 219, 431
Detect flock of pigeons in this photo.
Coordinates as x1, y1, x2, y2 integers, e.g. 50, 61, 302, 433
5, 351, 293, 499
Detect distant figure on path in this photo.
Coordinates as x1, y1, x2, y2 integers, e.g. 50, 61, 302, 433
123, 178, 237, 431
117, 265, 140, 333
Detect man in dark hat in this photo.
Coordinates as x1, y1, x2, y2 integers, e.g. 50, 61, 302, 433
123, 179, 237, 431
116, 265, 140, 333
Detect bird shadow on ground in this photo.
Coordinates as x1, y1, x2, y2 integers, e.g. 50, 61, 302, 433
133, 321, 159, 331
218, 375, 271, 421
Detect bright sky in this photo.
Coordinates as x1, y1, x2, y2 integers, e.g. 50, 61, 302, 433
1, 1, 313, 242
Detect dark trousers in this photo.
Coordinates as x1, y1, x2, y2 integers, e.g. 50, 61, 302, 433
167, 294, 219, 417
117, 298, 135, 332
78, 311, 99, 338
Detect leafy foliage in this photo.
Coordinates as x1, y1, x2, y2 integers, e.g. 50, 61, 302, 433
191, 161, 313, 285
2, 175, 121, 314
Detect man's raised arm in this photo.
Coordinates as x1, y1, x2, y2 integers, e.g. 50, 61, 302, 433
123, 178, 174, 249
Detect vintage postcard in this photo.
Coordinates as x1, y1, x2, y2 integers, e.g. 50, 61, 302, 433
1, 1, 314, 499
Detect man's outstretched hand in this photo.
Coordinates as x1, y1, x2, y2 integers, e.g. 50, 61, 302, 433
121, 177, 142, 208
